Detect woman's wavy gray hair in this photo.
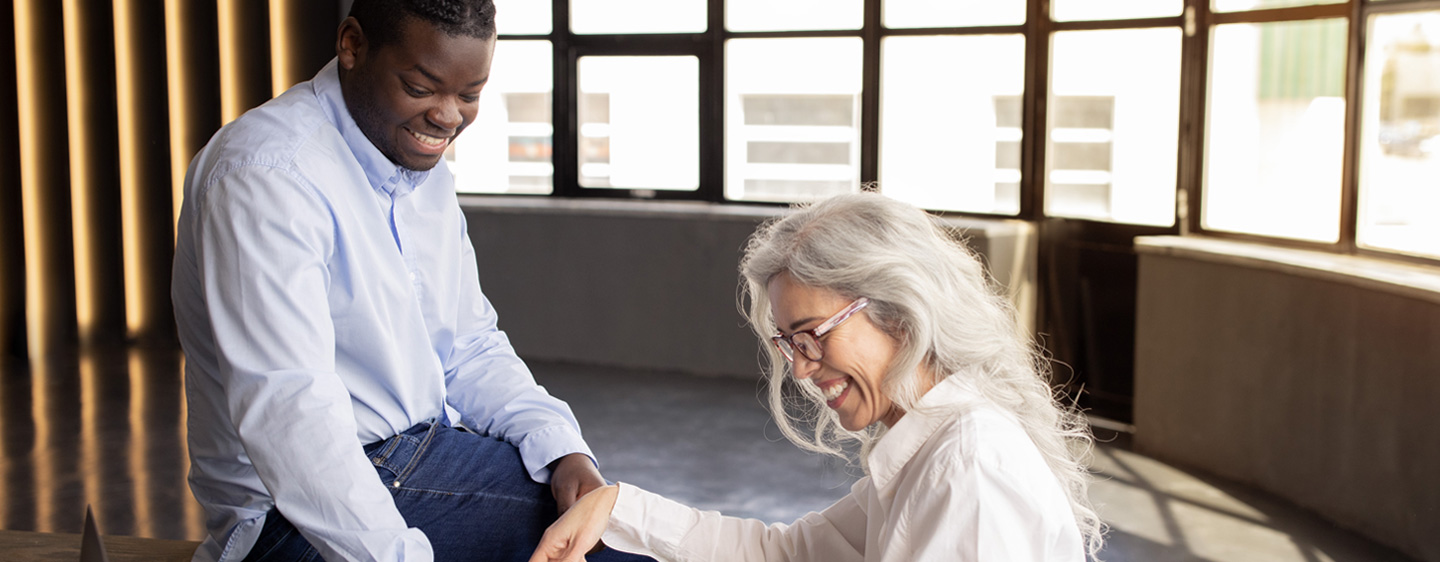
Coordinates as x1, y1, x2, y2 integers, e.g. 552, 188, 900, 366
740, 192, 1103, 557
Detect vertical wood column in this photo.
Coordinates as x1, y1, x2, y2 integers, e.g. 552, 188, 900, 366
270, 0, 342, 96
1, 0, 26, 358
218, 0, 272, 123
62, 0, 127, 349
15, 0, 79, 359
164, 0, 220, 224
114, 0, 176, 345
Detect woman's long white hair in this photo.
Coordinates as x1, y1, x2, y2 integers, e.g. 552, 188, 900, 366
740, 192, 1103, 557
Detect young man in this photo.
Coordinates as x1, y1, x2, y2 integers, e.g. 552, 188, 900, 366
172, 2, 644, 560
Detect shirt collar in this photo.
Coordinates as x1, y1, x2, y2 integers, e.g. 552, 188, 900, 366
312, 58, 430, 197
866, 374, 981, 491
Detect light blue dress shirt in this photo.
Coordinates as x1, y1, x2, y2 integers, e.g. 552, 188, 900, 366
172, 59, 594, 562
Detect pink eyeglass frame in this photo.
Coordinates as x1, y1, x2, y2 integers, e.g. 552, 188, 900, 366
771, 297, 870, 362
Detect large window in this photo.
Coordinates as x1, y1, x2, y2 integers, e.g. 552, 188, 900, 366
578, 56, 700, 191
1047, 28, 1182, 226
458, 0, 1440, 264
1358, 9, 1440, 259
879, 35, 1024, 214
1203, 19, 1348, 242
450, 40, 554, 194
727, 38, 862, 203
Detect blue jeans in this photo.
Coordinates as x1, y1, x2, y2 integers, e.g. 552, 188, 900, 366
241, 420, 653, 562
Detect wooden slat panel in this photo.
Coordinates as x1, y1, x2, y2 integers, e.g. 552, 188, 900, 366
114, 0, 176, 344
270, 0, 343, 96
218, 0, 272, 123
164, 0, 221, 224
16, 0, 80, 359
62, 0, 126, 348
2, 0, 28, 358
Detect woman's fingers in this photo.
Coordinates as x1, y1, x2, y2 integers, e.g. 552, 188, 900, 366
531, 485, 621, 562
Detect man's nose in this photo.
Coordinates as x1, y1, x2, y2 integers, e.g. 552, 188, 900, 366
429, 98, 463, 130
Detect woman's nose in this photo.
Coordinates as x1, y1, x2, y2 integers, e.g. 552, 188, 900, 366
790, 355, 822, 380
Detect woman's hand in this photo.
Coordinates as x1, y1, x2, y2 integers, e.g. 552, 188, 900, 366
529, 484, 621, 562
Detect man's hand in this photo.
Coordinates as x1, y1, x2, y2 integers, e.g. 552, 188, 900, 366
549, 453, 606, 515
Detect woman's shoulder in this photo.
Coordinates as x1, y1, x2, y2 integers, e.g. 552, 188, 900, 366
923, 403, 1049, 476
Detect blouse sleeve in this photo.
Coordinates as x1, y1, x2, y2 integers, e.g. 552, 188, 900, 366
601, 482, 868, 562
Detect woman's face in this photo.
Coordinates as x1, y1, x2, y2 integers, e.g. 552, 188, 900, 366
768, 272, 904, 431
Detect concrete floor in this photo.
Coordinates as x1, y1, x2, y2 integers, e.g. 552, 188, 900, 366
535, 362, 1420, 562
0, 349, 1420, 561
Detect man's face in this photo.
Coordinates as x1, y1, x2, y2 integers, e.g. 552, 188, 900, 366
338, 17, 495, 172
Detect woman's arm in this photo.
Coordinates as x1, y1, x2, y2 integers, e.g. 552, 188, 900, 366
533, 482, 868, 562
529, 485, 620, 562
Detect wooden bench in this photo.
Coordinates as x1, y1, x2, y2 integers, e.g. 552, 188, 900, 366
0, 529, 199, 561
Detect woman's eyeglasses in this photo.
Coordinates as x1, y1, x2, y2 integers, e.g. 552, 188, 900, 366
771, 297, 870, 363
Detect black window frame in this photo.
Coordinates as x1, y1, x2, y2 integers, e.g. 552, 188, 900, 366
485, 0, 1440, 266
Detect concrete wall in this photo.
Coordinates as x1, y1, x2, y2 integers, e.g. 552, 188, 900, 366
1133, 237, 1440, 562
462, 197, 1036, 378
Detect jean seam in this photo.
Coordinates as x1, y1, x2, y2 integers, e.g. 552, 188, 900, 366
369, 434, 402, 466
390, 421, 441, 487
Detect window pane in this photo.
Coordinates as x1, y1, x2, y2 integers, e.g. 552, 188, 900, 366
726, 39, 862, 203
1052, 0, 1182, 22
578, 57, 699, 190
728, 0, 862, 31
1358, 10, 1440, 259
880, 35, 1024, 214
451, 41, 552, 195
1212, 0, 1343, 12
1046, 29, 1181, 226
495, 0, 550, 34
571, 0, 705, 34
885, 0, 1025, 28
1203, 20, 1347, 242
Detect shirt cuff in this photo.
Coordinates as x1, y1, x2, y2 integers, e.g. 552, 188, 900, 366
602, 482, 694, 561
516, 424, 596, 483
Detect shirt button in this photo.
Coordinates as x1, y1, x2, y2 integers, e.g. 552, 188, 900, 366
409, 271, 417, 281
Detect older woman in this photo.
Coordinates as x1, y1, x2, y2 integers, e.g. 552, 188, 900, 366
530, 193, 1104, 562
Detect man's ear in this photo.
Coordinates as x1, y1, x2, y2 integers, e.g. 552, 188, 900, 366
336, 17, 366, 71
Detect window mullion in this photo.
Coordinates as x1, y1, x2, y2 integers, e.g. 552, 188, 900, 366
1338, 0, 1364, 253
1020, 0, 1052, 220
860, 0, 881, 187
701, 0, 725, 202
551, 0, 579, 197
1180, 0, 1210, 235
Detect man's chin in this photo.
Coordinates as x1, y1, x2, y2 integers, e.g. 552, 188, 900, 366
398, 154, 444, 173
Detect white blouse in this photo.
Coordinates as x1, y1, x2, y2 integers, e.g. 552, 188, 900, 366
601, 375, 1085, 561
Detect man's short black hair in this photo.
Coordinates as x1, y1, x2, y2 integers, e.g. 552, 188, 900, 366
348, 0, 497, 49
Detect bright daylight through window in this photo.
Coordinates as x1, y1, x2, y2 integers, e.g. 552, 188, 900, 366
727, 0, 862, 31
579, 56, 700, 191
450, 41, 553, 195
1046, 28, 1181, 226
880, 35, 1025, 215
1203, 18, 1348, 243
1359, 10, 1440, 259
727, 38, 862, 203
451, 0, 1439, 266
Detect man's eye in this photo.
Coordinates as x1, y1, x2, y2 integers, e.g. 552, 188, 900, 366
404, 84, 430, 97
460, 94, 480, 103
